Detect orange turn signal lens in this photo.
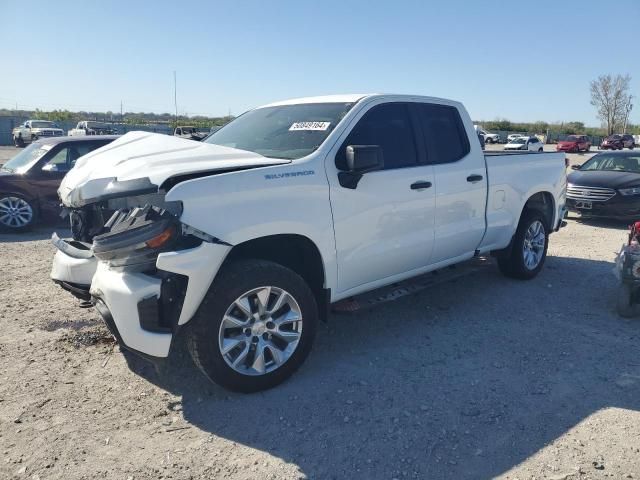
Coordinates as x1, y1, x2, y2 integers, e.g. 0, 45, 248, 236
145, 226, 175, 249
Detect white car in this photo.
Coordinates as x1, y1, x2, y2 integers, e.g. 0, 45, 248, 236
507, 133, 527, 143
51, 94, 566, 392
475, 126, 501, 144
504, 135, 544, 152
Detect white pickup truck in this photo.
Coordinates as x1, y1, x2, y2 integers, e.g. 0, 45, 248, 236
68, 121, 117, 136
51, 94, 566, 392
12, 120, 64, 147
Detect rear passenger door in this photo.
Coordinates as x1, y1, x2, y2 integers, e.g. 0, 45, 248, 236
417, 102, 487, 264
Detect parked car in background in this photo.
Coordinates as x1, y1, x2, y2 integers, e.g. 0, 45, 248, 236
0, 136, 118, 231
507, 133, 526, 143
504, 135, 544, 152
567, 151, 640, 219
12, 120, 64, 147
69, 121, 118, 136
174, 126, 207, 141
51, 93, 566, 392
600, 134, 635, 150
557, 135, 591, 153
475, 126, 500, 144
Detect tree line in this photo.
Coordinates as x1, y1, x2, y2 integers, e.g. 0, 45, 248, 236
0, 108, 234, 129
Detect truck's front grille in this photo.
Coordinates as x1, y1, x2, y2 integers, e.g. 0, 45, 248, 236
567, 185, 616, 202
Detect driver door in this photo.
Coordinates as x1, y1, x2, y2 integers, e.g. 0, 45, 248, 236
327, 102, 436, 295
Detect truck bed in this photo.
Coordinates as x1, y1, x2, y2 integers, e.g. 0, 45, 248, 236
479, 150, 567, 253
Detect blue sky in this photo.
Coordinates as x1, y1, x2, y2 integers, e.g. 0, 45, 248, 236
1, 0, 638, 125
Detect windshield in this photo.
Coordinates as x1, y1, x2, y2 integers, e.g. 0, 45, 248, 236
87, 122, 108, 129
566, 135, 580, 141
1, 143, 50, 173
205, 102, 354, 159
580, 154, 640, 173
31, 121, 57, 128
606, 135, 622, 140
511, 137, 526, 144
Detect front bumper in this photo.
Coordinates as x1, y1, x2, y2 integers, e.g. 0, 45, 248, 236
566, 195, 640, 220
51, 239, 231, 358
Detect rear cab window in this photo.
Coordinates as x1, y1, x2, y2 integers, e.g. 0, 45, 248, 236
416, 103, 470, 164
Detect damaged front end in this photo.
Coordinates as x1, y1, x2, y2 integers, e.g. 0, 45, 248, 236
51, 199, 232, 360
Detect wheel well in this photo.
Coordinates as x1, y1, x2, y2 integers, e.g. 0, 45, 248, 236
523, 192, 554, 229
222, 234, 328, 315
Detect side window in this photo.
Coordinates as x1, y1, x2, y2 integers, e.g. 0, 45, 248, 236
42, 144, 96, 172
417, 104, 470, 164
336, 103, 417, 170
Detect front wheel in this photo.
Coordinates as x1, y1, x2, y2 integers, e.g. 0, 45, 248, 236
0, 195, 37, 232
187, 259, 318, 392
538, 147, 543, 152
497, 210, 549, 280
13, 135, 25, 148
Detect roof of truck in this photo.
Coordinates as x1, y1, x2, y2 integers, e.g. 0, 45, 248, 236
261, 94, 373, 107
259, 93, 462, 109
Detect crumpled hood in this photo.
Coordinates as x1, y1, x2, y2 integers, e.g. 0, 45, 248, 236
59, 131, 290, 207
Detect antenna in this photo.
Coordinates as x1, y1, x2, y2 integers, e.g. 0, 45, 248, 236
174, 71, 178, 124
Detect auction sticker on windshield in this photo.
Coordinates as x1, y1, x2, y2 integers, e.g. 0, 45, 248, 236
289, 122, 331, 131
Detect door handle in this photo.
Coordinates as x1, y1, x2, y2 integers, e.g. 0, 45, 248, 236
466, 174, 483, 183
410, 181, 432, 190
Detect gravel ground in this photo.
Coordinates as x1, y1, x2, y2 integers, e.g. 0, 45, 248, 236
1, 218, 640, 480
1, 144, 640, 479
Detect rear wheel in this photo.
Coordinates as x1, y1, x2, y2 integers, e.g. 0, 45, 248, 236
187, 259, 318, 392
0, 195, 36, 232
497, 210, 548, 280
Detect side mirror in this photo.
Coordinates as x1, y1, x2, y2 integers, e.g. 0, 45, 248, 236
339, 145, 384, 189
346, 145, 383, 173
571, 164, 581, 170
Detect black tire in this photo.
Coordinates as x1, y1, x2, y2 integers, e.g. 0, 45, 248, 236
497, 210, 549, 280
486, 138, 493, 144
629, 144, 635, 150
186, 259, 318, 392
31, 134, 37, 143
14, 135, 25, 148
616, 284, 638, 318
0, 194, 37, 232
538, 147, 543, 152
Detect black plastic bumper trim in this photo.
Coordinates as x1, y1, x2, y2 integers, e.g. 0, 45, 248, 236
53, 280, 91, 301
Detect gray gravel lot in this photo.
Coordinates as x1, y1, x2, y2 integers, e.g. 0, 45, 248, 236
1, 143, 640, 479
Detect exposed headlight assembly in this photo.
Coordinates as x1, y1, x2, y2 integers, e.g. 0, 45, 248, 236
92, 206, 178, 271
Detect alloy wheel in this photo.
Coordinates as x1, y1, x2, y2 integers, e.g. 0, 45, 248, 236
522, 220, 545, 270
0, 197, 33, 228
218, 286, 303, 376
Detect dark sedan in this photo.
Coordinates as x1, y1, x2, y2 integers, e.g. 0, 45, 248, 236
0, 135, 118, 231
600, 134, 635, 150
567, 151, 640, 220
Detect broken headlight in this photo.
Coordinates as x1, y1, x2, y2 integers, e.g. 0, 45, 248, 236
92, 206, 179, 271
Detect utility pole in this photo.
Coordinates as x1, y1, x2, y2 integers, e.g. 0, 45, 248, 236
173, 71, 178, 126
623, 97, 633, 134
120, 100, 123, 124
